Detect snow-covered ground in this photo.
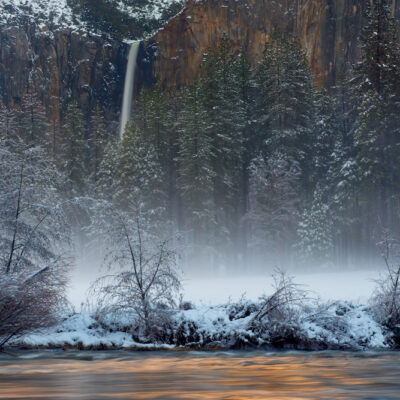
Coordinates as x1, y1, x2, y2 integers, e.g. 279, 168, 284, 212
19, 313, 175, 350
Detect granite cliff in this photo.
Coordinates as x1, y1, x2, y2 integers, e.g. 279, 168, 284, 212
0, 21, 127, 121
144, 0, 400, 89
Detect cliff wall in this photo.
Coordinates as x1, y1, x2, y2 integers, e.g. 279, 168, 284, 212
0, 0, 399, 122
0, 21, 127, 120
144, 0, 400, 89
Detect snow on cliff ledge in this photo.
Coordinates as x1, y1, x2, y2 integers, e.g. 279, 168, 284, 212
0, 0, 183, 31
0, 0, 80, 28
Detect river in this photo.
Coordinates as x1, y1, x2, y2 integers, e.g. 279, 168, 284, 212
0, 351, 399, 399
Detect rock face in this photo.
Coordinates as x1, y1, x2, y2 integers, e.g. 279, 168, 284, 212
144, 0, 400, 89
0, 0, 399, 121
0, 20, 127, 120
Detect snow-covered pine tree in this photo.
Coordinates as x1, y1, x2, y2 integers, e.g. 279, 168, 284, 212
355, 0, 400, 98
89, 104, 108, 184
353, 0, 400, 236
135, 83, 171, 160
247, 152, 300, 266
200, 36, 247, 264
326, 64, 361, 265
60, 101, 87, 196
115, 123, 165, 220
295, 90, 341, 265
177, 80, 215, 255
296, 184, 334, 265
255, 35, 315, 199
18, 84, 49, 147
231, 52, 257, 262
334, 64, 357, 154
312, 89, 339, 192
0, 101, 18, 139
135, 84, 180, 224
96, 136, 119, 201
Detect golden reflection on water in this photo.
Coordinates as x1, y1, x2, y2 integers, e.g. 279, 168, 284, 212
0, 352, 399, 399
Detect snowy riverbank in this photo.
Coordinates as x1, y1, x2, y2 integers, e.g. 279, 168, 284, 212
11, 298, 395, 352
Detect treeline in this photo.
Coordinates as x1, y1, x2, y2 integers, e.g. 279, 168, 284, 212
98, 0, 400, 270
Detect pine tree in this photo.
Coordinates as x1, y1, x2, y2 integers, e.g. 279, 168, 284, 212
334, 64, 357, 153
313, 90, 338, 187
96, 136, 119, 201
326, 64, 361, 265
200, 36, 247, 262
135, 84, 180, 223
177, 80, 215, 250
0, 101, 18, 139
255, 35, 315, 197
135, 83, 170, 158
89, 104, 107, 184
18, 84, 49, 146
48, 102, 62, 159
353, 0, 400, 234
356, 0, 400, 98
296, 184, 334, 264
115, 123, 165, 218
61, 101, 87, 196
231, 52, 257, 261
247, 152, 300, 266
303, 88, 358, 266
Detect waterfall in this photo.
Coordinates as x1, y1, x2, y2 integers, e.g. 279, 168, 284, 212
120, 41, 140, 140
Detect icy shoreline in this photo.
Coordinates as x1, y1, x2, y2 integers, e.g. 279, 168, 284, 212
8, 299, 397, 352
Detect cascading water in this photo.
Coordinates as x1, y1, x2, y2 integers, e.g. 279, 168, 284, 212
120, 42, 140, 140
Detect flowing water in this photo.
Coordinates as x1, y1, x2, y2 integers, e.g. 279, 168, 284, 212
0, 351, 399, 399
120, 42, 140, 140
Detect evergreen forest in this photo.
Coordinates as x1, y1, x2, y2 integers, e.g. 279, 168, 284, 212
2, 0, 400, 274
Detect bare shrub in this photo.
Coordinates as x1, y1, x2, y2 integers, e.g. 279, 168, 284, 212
0, 267, 67, 348
250, 270, 309, 346
253, 270, 308, 322
371, 231, 400, 328
91, 203, 181, 341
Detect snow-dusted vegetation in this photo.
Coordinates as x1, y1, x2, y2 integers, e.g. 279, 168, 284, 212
0, 138, 71, 348
0, 0, 184, 38
0, 0, 82, 28
15, 291, 389, 351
